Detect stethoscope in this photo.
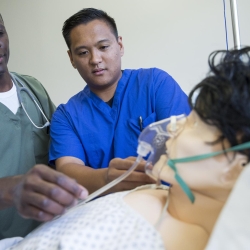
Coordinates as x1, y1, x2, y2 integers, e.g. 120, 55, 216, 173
10, 72, 50, 129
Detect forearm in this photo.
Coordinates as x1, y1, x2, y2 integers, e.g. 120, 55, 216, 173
0, 175, 22, 210
57, 163, 107, 194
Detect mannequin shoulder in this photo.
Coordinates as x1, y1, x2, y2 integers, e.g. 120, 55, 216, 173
123, 188, 168, 225
123, 188, 208, 250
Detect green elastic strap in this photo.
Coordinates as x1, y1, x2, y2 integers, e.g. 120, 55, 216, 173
167, 141, 250, 203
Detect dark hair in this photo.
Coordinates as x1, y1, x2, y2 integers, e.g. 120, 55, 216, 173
62, 8, 118, 49
189, 47, 250, 160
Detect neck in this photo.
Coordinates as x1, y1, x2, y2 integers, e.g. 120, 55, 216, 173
168, 186, 225, 235
89, 70, 122, 102
165, 110, 228, 235
0, 71, 12, 92
91, 82, 117, 102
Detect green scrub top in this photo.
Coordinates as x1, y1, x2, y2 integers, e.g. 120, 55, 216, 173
0, 72, 56, 239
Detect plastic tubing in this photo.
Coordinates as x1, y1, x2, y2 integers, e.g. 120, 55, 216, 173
76, 154, 143, 206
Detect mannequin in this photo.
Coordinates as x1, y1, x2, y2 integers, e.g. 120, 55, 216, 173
8, 47, 250, 250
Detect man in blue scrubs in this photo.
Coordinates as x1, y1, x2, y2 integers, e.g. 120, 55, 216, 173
50, 8, 190, 194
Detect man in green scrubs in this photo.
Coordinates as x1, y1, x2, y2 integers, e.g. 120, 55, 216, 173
0, 14, 88, 239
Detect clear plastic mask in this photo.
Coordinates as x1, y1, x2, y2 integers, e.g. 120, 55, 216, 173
137, 114, 186, 180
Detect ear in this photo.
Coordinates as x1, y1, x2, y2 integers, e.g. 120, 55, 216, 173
221, 154, 248, 186
117, 36, 124, 57
67, 50, 76, 69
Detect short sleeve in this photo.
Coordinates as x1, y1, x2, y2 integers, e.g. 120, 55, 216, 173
49, 105, 86, 165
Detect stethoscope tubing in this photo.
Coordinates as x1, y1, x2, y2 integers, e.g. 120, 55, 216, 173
10, 72, 50, 129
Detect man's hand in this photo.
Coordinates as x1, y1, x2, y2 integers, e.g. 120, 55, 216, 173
12, 164, 88, 221
55, 156, 155, 195
106, 157, 156, 192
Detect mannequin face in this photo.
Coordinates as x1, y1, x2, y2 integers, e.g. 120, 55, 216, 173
152, 111, 247, 200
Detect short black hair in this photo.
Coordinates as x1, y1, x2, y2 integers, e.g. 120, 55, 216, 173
62, 8, 118, 49
189, 47, 250, 160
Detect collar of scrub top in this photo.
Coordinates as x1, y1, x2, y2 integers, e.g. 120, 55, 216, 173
167, 141, 250, 203
10, 72, 50, 129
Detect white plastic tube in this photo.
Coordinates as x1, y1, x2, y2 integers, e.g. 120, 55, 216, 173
76, 155, 143, 206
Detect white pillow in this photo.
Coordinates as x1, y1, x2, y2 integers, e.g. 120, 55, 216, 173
206, 165, 250, 249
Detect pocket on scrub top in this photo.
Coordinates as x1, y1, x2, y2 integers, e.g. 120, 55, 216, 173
128, 112, 157, 132
141, 112, 156, 129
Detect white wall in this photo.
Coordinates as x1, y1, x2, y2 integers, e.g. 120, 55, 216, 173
1, 0, 250, 106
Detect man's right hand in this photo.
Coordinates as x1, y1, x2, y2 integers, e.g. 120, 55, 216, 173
106, 157, 156, 192
10, 164, 88, 221
56, 156, 155, 196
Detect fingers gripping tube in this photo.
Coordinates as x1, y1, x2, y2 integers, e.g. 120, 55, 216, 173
80, 137, 153, 205
78, 155, 143, 205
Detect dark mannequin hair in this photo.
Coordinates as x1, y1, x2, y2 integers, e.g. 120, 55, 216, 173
62, 8, 118, 49
189, 47, 250, 160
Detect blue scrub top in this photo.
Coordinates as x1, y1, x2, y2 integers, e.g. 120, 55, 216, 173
49, 68, 190, 169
